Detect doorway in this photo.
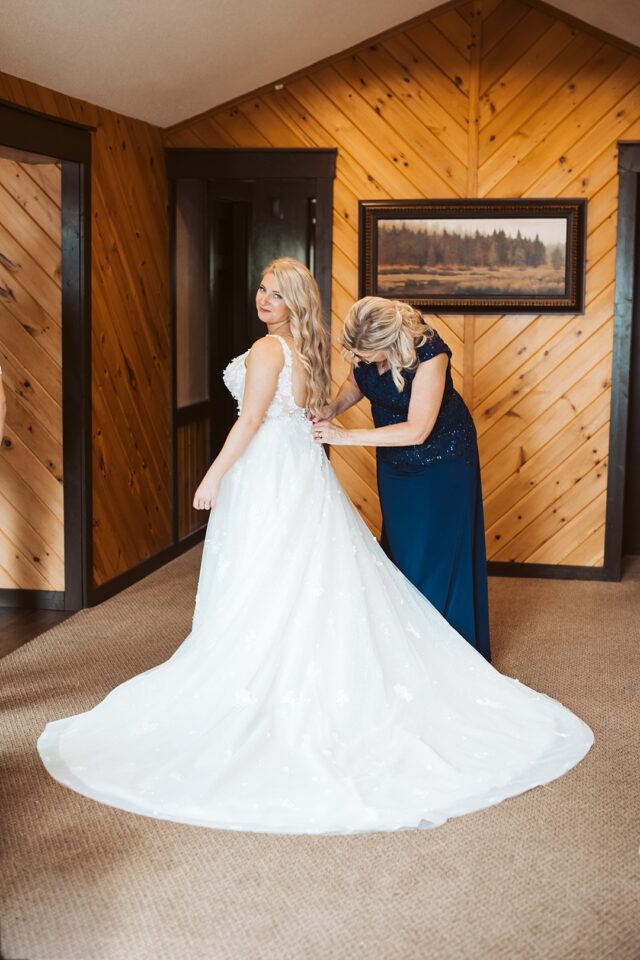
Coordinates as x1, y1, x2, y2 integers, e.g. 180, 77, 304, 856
0, 100, 92, 610
167, 147, 336, 546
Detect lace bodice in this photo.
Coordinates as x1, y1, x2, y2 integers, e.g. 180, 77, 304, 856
223, 335, 309, 425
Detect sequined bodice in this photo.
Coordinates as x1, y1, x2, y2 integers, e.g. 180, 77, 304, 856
353, 330, 477, 466
223, 335, 309, 426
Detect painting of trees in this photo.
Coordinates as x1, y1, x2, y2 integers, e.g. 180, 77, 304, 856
361, 201, 586, 312
378, 223, 559, 271
375, 218, 568, 299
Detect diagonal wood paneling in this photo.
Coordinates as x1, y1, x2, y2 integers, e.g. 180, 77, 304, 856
0, 159, 63, 590
162, 0, 639, 567
0, 0, 630, 578
0, 73, 171, 589
475, 0, 640, 566
166, 7, 472, 535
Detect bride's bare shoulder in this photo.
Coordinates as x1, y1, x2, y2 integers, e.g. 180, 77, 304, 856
246, 336, 285, 369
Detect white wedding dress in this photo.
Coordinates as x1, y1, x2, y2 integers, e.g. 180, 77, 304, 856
37, 335, 593, 834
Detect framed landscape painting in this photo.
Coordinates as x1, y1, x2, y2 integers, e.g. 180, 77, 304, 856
359, 199, 587, 314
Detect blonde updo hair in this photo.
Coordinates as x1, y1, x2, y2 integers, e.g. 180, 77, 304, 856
342, 296, 435, 392
261, 257, 330, 416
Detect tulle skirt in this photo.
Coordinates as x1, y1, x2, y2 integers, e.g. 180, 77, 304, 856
38, 416, 593, 833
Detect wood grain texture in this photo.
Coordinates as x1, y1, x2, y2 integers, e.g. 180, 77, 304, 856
177, 421, 209, 540
474, 0, 639, 565
165, 4, 473, 555
0, 160, 63, 590
0, 72, 171, 588
166, 0, 640, 569
1, 0, 635, 587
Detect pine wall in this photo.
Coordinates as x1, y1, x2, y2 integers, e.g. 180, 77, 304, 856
0, 72, 171, 589
0, 159, 63, 591
167, 0, 640, 567
1, 0, 637, 591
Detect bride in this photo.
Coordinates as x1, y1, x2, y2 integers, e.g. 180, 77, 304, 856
37, 257, 593, 834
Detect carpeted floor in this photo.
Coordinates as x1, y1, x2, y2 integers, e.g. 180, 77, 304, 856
1, 548, 639, 960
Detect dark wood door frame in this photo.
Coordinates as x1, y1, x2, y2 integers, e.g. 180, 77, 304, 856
488, 140, 638, 582
166, 147, 336, 319
0, 99, 94, 610
166, 147, 336, 552
611, 142, 640, 567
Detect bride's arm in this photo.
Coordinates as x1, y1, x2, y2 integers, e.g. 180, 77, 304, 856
193, 338, 283, 510
313, 354, 447, 448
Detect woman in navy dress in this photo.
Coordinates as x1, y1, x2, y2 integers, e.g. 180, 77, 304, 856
313, 296, 490, 662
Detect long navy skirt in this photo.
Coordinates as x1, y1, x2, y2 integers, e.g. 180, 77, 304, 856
377, 454, 491, 662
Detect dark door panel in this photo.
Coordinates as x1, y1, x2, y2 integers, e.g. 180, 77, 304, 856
168, 149, 336, 545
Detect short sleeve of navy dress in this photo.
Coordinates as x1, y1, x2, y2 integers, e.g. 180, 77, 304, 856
352, 328, 478, 467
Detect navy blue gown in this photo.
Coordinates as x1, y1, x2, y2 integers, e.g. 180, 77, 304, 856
353, 330, 491, 662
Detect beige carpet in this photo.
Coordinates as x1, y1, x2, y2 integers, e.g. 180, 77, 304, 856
1, 549, 639, 960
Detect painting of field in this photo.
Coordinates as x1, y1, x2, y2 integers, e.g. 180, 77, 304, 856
376, 217, 568, 299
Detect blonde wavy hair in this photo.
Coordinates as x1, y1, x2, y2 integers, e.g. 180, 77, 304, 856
262, 257, 330, 415
342, 296, 434, 392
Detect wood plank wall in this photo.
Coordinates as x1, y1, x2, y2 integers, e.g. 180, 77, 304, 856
0, 159, 64, 590
0, 73, 171, 588
166, 0, 640, 567
177, 420, 210, 539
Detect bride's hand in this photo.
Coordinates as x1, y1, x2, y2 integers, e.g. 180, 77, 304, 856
193, 473, 221, 511
312, 419, 349, 445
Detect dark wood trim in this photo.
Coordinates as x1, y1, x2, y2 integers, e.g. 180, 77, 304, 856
0, 589, 66, 610
176, 401, 211, 426
166, 147, 337, 181
61, 158, 92, 609
1, 107, 92, 611
168, 176, 179, 547
603, 142, 639, 576
163, 0, 487, 136
623, 154, 640, 555
315, 174, 334, 330
90, 528, 205, 606
487, 561, 618, 582
0, 99, 93, 161
0, 96, 96, 132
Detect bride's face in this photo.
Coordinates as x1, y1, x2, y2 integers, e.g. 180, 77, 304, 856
256, 273, 290, 326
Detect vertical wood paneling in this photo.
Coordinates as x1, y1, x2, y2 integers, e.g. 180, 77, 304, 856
0, 72, 171, 588
177, 421, 210, 540
166, 0, 639, 568
0, 159, 63, 590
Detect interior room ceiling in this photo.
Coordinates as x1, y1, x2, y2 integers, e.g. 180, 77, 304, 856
1, 0, 638, 129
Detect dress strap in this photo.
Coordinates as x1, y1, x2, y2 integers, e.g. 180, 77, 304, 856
268, 334, 293, 368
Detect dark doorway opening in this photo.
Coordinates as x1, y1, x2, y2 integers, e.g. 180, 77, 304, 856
167, 147, 336, 547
